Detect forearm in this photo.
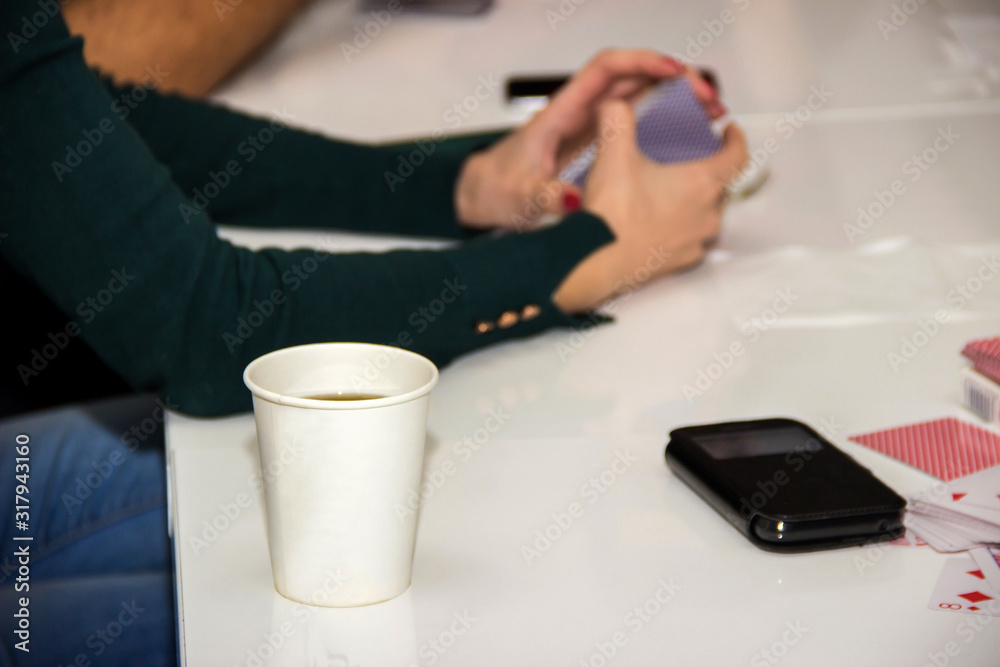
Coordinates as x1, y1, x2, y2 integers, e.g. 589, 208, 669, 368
62, 0, 312, 96
103, 78, 506, 239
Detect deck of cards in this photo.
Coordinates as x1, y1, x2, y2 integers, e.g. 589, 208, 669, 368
962, 336, 1000, 425
557, 77, 723, 187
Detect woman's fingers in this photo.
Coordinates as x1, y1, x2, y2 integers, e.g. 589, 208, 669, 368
708, 122, 749, 185
527, 180, 582, 218
543, 49, 682, 134
684, 67, 727, 118
670, 242, 708, 272
595, 100, 639, 166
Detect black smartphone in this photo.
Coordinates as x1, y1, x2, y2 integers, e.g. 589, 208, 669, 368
505, 75, 570, 104
505, 69, 719, 105
665, 418, 905, 552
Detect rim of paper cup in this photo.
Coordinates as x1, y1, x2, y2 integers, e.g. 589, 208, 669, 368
243, 343, 439, 410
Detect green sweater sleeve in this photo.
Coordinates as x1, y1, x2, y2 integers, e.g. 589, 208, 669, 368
0, 8, 614, 416
100, 76, 506, 239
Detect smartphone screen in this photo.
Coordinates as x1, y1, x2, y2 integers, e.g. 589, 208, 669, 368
693, 425, 822, 460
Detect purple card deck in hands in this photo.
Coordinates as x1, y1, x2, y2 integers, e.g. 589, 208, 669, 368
558, 77, 723, 187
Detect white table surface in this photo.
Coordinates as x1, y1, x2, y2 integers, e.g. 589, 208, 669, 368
167, 0, 1000, 664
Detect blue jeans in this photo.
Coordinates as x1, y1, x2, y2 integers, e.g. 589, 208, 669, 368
0, 395, 176, 667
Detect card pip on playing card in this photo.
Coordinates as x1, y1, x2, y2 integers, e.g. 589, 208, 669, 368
928, 555, 1000, 616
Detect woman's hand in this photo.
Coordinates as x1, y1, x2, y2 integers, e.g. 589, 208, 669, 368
454, 49, 725, 230
553, 100, 748, 314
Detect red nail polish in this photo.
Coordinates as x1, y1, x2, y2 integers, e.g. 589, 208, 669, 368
662, 55, 682, 72
696, 76, 718, 102
699, 68, 719, 96
563, 191, 581, 212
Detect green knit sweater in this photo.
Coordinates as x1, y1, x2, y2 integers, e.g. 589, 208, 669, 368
0, 4, 614, 416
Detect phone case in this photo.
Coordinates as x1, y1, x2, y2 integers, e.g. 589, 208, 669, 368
665, 418, 906, 552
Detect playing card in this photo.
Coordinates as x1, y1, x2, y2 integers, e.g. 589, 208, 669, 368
888, 527, 930, 547
928, 556, 1000, 616
915, 495, 1000, 529
908, 500, 1000, 538
962, 337, 1000, 385
904, 509, 1000, 553
938, 465, 1000, 512
912, 471, 1000, 528
906, 467, 1000, 553
849, 418, 1000, 481
558, 77, 722, 187
969, 546, 1000, 597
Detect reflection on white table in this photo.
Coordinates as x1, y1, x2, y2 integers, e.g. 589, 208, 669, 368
169, 0, 1000, 664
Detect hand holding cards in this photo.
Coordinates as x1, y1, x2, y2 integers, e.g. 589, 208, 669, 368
552, 96, 748, 313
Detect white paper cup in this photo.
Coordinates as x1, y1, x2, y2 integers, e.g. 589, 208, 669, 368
244, 343, 438, 607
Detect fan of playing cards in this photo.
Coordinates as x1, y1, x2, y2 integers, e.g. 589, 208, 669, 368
905, 465, 1000, 554
850, 421, 1000, 616
905, 428, 1000, 615
906, 466, 1000, 615
848, 337, 1000, 616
